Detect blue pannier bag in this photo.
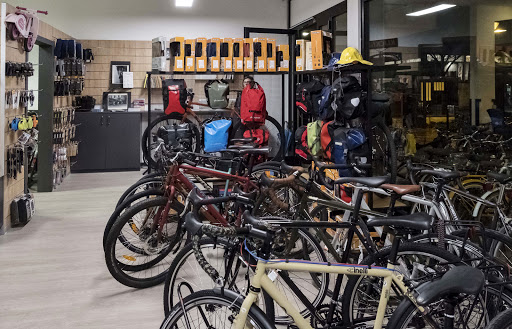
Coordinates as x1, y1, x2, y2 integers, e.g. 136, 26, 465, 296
346, 129, 366, 150
204, 119, 232, 152
317, 85, 333, 120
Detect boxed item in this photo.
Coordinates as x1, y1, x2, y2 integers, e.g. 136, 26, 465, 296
233, 38, 244, 72
243, 38, 254, 72
152, 36, 168, 71
207, 38, 221, 72
221, 38, 233, 72
311, 30, 332, 69
296, 39, 306, 71
253, 38, 267, 72
195, 38, 207, 72
306, 41, 313, 71
169, 37, 185, 72
185, 39, 196, 72
277, 44, 289, 71
267, 38, 277, 72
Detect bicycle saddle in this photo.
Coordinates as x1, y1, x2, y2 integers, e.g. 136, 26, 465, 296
334, 176, 389, 187
232, 185, 258, 201
231, 137, 256, 143
280, 161, 308, 175
227, 144, 257, 150
380, 184, 421, 195
366, 212, 432, 232
415, 266, 485, 306
487, 172, 512, 184
240, 147, 269, 155
420, 169, 465, 181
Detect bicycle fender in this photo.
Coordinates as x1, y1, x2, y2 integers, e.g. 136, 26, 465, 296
472, 188, 499, 218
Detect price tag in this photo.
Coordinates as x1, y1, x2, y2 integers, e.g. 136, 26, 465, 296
186, 58, 193, 67
176, 60, 183, 69
213, 60, 219, 69
282, 60, 289, 68
237, 60, 243, 69
259, 60, 265, 69
268, 61, 275, 69
225, 60, 232, 69
198, 60, 205, 69
247, 60, 253, 68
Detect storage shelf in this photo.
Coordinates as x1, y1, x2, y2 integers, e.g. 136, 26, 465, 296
295, 64, 411, 75
147, 70, 288, 75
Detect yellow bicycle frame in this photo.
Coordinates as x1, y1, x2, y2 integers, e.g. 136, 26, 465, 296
234, 260, 423, 329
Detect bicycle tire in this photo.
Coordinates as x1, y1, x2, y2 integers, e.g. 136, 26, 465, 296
160, 289, 276, 329
486, 309, 512, 329
104, 197, 183, 288
142, 113, 201, 169
115, 177, 163, 208
341, 242, 460, 327
103, 188, 165, 250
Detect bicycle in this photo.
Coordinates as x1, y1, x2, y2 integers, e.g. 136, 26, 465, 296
486, 308, 512, 329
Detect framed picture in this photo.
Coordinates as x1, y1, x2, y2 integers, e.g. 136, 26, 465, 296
103, 92, 131, 111
111, 61, 130, 88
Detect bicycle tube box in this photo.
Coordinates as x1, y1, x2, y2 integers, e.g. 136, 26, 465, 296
195, 38, 207, 72
253, 38, 267, 72
221, 38, 233, 72
243, 38, 254, 72
207, 38, 221, 72
152, 36, 169, 71
185, 39, 196, 72
169, 37, 185, 72
278, 44, 289, 72
267, 38, 276, 72
296, 39, 306, 72
233, 38, 244, 72
311, 30, 332, 70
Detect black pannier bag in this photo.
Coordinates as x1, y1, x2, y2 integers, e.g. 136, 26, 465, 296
157, 123, 193, 151
331, 76, 364, 120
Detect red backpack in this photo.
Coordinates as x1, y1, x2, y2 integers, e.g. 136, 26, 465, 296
163, 79, 188, 115
243, 127, 269, 146
240, 83, 267, 126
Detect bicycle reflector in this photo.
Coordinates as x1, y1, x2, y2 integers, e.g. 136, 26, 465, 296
123, 255, 136, 262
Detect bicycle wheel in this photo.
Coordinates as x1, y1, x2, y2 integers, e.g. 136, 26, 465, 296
371, 118, 397, 183
142, 113, 201, 169
161, 289, 275, 329
341, 242, 460, 328
103, 188, 165, 250
115, 177, 163, 208
487, 309, 512, 329
232, 115, 285, 161
104, 197, 184, 288
476, 189, 512, 230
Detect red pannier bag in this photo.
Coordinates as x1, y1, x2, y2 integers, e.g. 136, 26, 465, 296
163, 79, 188, 115
243, 127, 269, 146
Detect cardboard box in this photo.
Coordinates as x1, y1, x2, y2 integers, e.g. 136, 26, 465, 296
221, 38, 233, 72
208, 38, 221, 72
233, 38, 244, 72
152, 36, 168, 71
277, 44, 289, 72
195, 38, 207, 72
253, 38, 267, 72
243, 38, 254, 72
296, 39, 306, 71
169, 37, 185, 72
306, 41, 313, 71
267, 38, 277, 72
185, 39, 195, 72
311, 30, 332, 70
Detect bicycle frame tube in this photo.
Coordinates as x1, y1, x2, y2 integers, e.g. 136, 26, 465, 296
234, 261, 416, 329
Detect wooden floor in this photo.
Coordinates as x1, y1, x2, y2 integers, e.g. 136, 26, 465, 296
0, 171, 166, 329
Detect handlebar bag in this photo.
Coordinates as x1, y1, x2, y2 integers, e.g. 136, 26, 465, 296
162, 79, 188, 115
205, 80, 229, 109
204, 119, 232, 153
157, 123, 193, 151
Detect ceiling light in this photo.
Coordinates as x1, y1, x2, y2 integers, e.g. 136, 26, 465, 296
406, 4, 456, 16
495, 29, 507, 33
302, 32, 310, 36
495, 22, 507, 33
175, 0, 193, 7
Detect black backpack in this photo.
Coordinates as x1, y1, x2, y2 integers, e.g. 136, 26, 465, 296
331, 76, 364, 120
295, 80, 324, 116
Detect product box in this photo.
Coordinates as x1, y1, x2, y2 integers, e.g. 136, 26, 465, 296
306, 41, 313, 71
296, 39, 306, 71
152, 36, 168, 71
311, 30, 332, 69
267, 38, 277, 72
185, 39, 195, 72
277, 44, 289, 72
233, 38, 244, 72
221, 38, 233, 72
195, 37, 207, 72
169, 37, 185, 72
253, 38, 267, 72
243, 38, 254, 72
207, 38, 221, 72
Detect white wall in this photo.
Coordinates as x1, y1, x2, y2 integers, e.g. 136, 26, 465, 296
290, 0, 342, 27
9, 0, 288, 40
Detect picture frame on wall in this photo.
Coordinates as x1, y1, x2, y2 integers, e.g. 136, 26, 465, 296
111, 61, 131, 88
103, 92, 131, 112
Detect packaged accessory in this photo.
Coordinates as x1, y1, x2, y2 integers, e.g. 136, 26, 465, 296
243, 38, 254, 72
221, 38, 233, 72
311, 30, 332, 69
207, 38, 221, 72
162, 79, 188, 115
240, 82, 267, 125
185, 39, 196, 72
307, 120, 323, 157
296, 39, 306, 71
233, 38, 244, 72
267, 38, 277, 72
205, 80, 230, 109
169, 37, 185, 72
277, 44, 289, 72
253, 38, 267, 72
204, 119, 232, 152
195, 38, 207, 72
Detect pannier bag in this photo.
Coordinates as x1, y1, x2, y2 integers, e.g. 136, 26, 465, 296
331, 76, 364, 120
157, 123, 194, 151
204, 119, 232, 152
320, 121, 343, 161
243, 127, 269, 146
295, 125, 309, 160
205, 80, 230, 109
240, 82, 267, 125
317, 85, 333, 120
295, 80, 324, 115
162, 79, 188, 115
307, 120, 323, 157
370, 93, 390, 119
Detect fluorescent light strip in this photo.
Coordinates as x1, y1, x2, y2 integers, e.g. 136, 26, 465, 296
176, 0, 193, 7
406, 4, 455, 16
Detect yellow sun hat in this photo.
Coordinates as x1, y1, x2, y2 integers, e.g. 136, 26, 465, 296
336, 47, 373, 66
